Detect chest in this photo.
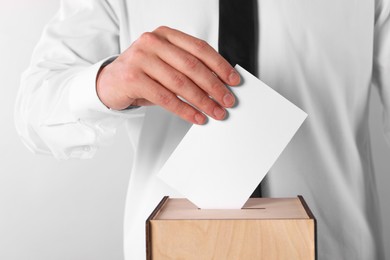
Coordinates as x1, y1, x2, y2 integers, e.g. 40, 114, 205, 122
115, 0, 375, 109
125, 0, 219, 49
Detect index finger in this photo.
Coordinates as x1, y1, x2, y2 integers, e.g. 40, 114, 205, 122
153, 26, 240, 86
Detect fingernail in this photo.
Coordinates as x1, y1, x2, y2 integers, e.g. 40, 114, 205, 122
228, 70, 240, 85
194, 113, 205, 124
223, 93, 235, 107
213, 106, 226, 119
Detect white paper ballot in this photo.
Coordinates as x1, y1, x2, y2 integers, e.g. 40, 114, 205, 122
158, 65, 307, 209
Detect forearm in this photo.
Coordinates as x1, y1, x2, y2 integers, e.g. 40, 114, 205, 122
14, 0, 144, 159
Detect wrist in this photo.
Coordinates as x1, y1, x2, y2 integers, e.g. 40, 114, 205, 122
96, 57, 128, 110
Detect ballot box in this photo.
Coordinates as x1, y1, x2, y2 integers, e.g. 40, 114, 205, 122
146, 196, 316, 260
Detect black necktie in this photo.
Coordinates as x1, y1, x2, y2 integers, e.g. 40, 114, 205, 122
218, 0, 258, 75
218, 0, 262, 197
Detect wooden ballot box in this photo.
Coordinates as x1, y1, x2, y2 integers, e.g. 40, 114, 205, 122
146, 196, 316, 260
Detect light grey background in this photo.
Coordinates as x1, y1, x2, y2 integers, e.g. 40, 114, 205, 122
0, 1, 389, 259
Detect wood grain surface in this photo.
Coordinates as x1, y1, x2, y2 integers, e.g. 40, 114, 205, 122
147, 197, 316, 260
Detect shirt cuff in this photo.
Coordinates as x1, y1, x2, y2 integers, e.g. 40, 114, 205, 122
68, 56, 141, 121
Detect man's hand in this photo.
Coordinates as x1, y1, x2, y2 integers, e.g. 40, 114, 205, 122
96, 26, 240, 125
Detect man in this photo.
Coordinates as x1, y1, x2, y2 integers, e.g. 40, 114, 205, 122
15, 0, 390, 259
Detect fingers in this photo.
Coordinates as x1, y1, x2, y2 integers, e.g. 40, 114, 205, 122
142, 54, 227, 120
158, 44, 236, 108
98, 26, 239, 125
132, 73, 207, 125
140, 29, 236, 108
153, 26, 241, 86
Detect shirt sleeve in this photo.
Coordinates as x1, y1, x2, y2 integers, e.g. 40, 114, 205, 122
373, 0, 390, 143
14, 0, 145, 160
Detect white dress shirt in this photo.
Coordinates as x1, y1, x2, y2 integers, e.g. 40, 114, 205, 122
15, 0, 390, 259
